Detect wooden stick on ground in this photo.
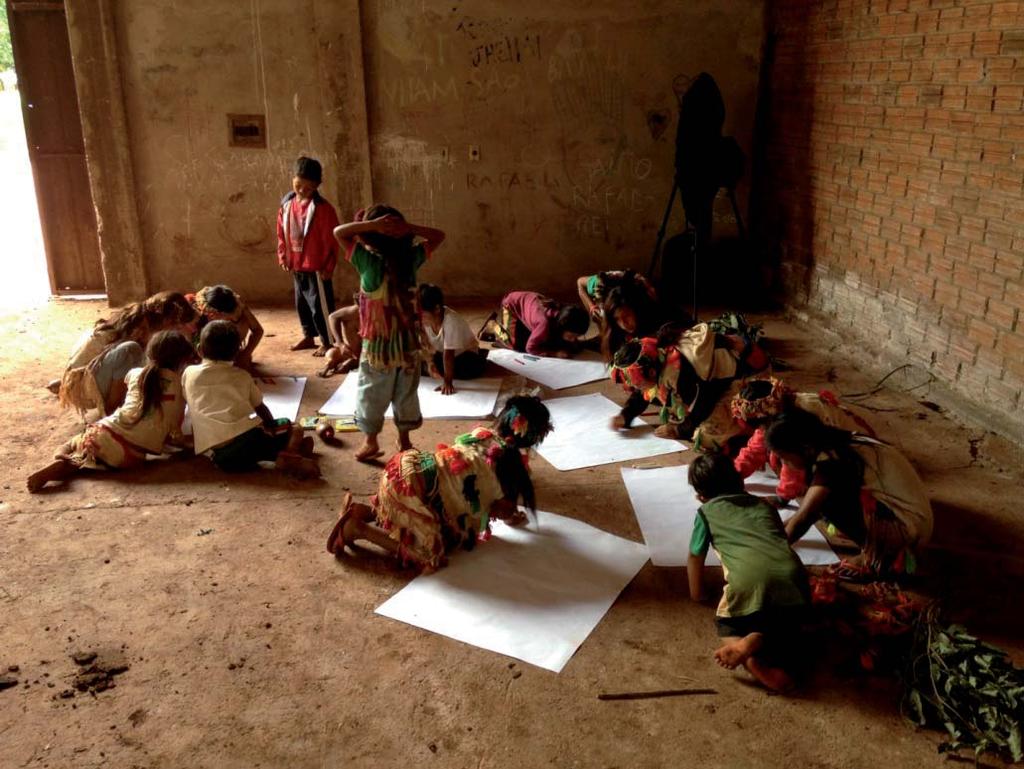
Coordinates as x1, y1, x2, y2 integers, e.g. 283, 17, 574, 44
597, 688, 717, 701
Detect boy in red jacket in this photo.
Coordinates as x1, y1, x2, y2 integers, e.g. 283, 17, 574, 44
277, 156, 341, 356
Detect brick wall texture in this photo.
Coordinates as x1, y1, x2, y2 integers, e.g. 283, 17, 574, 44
759, 0, 1024, 440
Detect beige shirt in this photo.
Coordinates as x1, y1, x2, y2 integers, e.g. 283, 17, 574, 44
182, 360, 263, 454
103, 367, 186, 453
66, 327, 117, 370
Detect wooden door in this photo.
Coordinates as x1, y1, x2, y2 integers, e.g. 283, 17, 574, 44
7, 0, 104, 293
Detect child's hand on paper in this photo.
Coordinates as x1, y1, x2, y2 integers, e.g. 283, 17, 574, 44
610, 414, 627, 430
436, 381, 456, 395
491, 498, 525, 526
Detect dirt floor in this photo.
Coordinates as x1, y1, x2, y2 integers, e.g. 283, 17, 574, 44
1, 298, 1022, 769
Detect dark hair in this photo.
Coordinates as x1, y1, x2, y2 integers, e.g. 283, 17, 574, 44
203, 285, 239, 315
739, 379, 775, 402
688, 453, 744, 499
294, 156, 323, 184
200, 320, 241, 362
493, 396, 553, 515
418, 283, 444, 313
764, 409, 853, 458
95, 291, 196, 339
133, 330, 197, 421
555, 304, 590, 336
360, 203, 414, 259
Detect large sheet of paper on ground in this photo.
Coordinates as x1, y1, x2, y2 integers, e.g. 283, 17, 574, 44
257, 376, 306, 422
487, 348, 608, 389
183, 375, 306, 434
375, 510, 649, 673
535, 393, 685, 471
620, 466, 839, 566
318, 374, 501, 419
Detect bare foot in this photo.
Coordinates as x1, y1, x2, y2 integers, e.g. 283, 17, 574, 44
275, 451, 320, 478
46, 379, 61, 395
338, 357, 358, 373
27, 460, 74, 493
654, 423, 680, 439
745, 655, 795, 693
290, 337, 317, 351
327, 492, 357, 554
355, 440, 384, 463
714, 633, 764, 670
313, 345, 330, 358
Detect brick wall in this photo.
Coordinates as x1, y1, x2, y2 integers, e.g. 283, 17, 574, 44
757, 0, 1024, 441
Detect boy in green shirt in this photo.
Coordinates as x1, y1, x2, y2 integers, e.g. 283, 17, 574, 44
687, 454, 809, 692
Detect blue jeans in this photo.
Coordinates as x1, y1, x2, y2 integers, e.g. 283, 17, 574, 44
93, 341, 145, 402
354, 359, 422, 435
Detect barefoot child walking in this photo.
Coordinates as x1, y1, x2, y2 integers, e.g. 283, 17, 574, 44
687, 454, 809, 692
326, 396, 552, 571
333, 204, 446, 461
29, 331, 197, 492
183, 321, 316, 476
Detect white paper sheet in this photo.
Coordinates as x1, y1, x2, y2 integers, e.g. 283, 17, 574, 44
375, 510, 649, 673
620, 466, 839, 566
318, 373, 502, 419
535, 393, 685, 471
486, 348, 608, 390
256, 376, 307, 422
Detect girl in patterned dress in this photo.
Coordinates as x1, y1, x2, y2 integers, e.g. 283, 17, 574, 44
326, 396, 553, 572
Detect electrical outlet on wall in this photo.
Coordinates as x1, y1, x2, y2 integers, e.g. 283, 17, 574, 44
469, 145, 480, 162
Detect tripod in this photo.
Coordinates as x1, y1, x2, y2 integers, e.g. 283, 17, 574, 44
647, 181, 746, 324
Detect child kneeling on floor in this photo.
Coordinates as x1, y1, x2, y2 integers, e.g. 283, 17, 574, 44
325, 395, 552, 572
419, 283, 488, 395
183, 320, 317, 476
687, 453, 809, 692
29, 330, 197, 492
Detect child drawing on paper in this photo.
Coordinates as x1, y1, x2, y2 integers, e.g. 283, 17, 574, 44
480, 290, 590, 358
687, 454, 809, 692
326, 396, 553, 572
764, 410, 932, 579
29, 331, 197, 492
419, 283, 488, 395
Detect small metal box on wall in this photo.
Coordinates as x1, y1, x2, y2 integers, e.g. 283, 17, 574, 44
227, 114, 267, 148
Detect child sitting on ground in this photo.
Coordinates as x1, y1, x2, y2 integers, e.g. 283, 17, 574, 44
333, 204, 446, 461
482, 290, 590, 358
29, 330, 197, 492
326, 395, 552, 571
687, 453, 809, 692
419, 283, 488, 395
183, 321, 316, 476
317, 300, 361, 377
188, 285, 264, 371
277, 156, 341, 357
53, 291, 197, 418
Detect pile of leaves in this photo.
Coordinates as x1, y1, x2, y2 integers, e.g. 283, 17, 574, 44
901, 607, 1024, 763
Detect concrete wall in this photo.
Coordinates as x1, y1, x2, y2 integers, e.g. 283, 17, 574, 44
361, 0, 766, 297
758, 0, 1024, 443
79, 1, 764, 303
108, 0, 372, 303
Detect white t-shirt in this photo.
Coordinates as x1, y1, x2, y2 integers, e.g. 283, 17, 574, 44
424, 307, 478, 355
182, 360, 263, 454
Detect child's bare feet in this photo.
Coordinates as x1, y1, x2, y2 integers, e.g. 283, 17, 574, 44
714, 633, 764, 670
313, 345, 330, 358
275, 451, 320, 478
27, 459, 75, 493
744, 655, 795, 693
46, 378, 61, 395
291, 336, 316, 351
355, 436, 384, 462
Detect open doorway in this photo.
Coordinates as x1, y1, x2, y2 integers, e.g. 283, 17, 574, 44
0, 2, 47, 309
2, 0, 105, 310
